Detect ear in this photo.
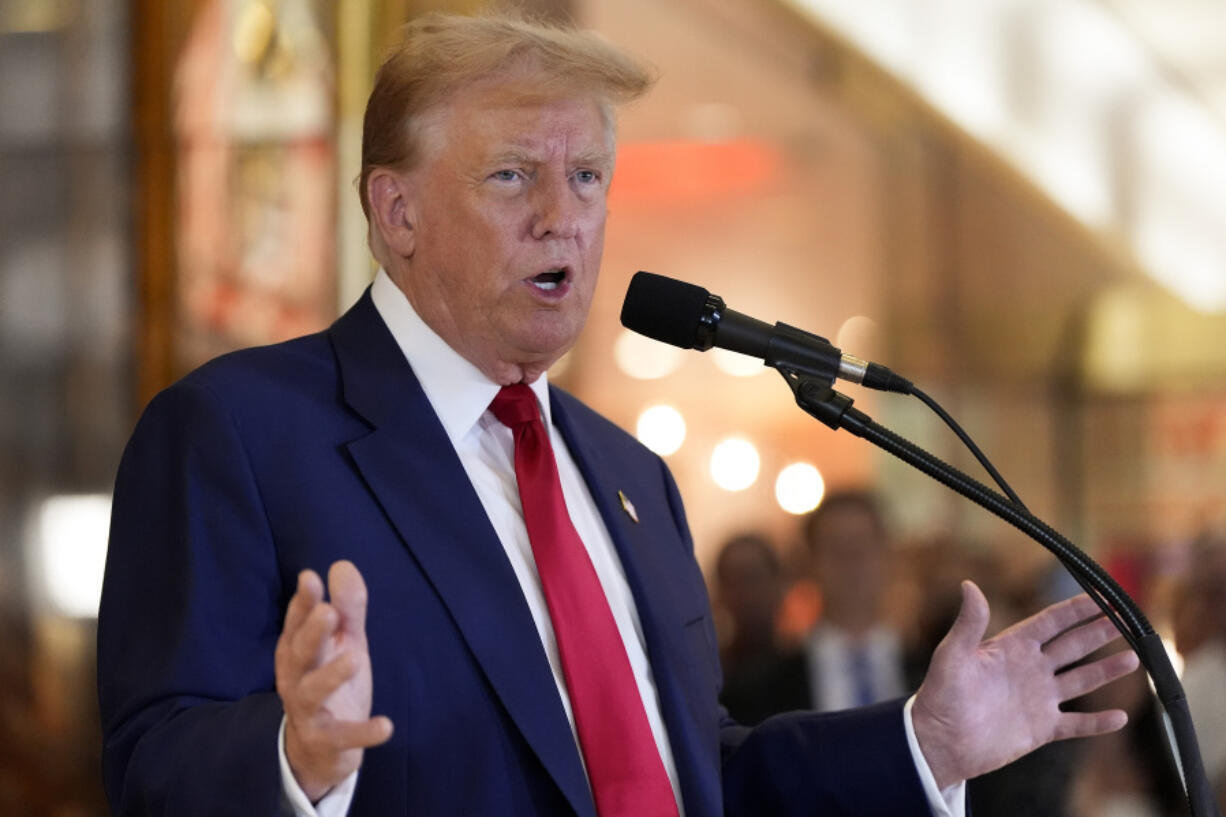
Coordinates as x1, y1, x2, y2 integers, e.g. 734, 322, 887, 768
367, 168, 418, 258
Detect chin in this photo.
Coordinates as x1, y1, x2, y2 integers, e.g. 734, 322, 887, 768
517, 320, 583, 360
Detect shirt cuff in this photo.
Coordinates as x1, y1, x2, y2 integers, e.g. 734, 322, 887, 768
278, 716, 360, 817
903, 696, 967, 817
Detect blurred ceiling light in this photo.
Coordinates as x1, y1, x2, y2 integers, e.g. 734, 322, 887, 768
1037, 2, 1147, 100
710, 437, 761, 492
790, 0, 1226, 313
775, 462, 826, 515
1139, 95, 1226, 197
712, 348, 765, 377
614, 328, 685, 380
1133, 95, 1226, 312
636, 404, 687, 456
1021, 139, 1113, 229
33, 493, 111, 618
1135, 219, 1226, 313
914, 0, 1011, 138
796, 0, 917, 76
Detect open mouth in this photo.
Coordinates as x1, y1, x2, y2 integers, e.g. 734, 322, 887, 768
530, 268, 568, 292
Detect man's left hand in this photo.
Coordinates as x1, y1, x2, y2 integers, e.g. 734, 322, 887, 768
912, 580, 1141, 789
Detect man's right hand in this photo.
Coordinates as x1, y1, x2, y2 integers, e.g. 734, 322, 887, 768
275, 561, 394, 803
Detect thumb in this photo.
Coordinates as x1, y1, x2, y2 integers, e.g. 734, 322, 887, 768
328, 560, 369, 636
943, 580, 990, 654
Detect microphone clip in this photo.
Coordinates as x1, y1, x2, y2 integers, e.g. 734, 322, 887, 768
764, 323, 842, 384
778, 369, 871, 434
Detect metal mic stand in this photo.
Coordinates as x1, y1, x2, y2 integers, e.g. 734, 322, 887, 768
778, 367, 1222, 817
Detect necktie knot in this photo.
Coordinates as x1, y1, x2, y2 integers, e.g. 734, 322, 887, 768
490, 384, 540, 429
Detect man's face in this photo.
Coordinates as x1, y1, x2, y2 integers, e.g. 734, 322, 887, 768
392, 80, 614, 384
811, 507, 889, 614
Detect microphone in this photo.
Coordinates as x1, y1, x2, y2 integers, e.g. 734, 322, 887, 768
619, 271, 911, 393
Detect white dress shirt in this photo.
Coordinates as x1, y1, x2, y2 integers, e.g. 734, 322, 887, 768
282, 270, 964, 816
804, 623, 908, 713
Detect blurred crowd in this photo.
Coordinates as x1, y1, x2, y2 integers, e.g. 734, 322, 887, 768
711, 489, 1226, 817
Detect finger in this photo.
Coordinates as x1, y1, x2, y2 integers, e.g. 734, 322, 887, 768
328, 560, 369, 640
309, 716, 395, 752
1043, 615, 1124, 669
1055, 649, 1141, 701
287, 601, 339, 678
283, 570, 325, 639
1015, 593, 1102, 644
1051, 709, 1129, 742
297, 651, 362, 713
942, 580, 991, 654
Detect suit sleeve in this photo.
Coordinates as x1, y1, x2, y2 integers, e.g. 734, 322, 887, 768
98, 379, 287, 816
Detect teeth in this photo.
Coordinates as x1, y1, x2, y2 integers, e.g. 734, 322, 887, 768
533, 280, 559, 291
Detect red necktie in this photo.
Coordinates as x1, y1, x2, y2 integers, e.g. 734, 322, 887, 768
489, 384, 679, 817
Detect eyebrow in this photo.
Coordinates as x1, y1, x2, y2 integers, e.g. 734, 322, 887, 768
486, 148, 615, 169
487, 149, 538, 166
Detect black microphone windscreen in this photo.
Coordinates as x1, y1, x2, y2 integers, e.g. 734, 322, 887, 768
620, 271, 710, 349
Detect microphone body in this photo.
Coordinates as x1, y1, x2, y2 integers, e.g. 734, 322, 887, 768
620, 271, 904, 391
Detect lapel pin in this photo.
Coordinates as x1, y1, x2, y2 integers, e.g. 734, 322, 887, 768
618, 490, 639, 523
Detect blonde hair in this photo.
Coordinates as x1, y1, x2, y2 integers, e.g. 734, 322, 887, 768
359, 12, 654, 219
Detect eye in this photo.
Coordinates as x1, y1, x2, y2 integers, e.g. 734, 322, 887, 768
490, 169, 522, 183
573, 169, 600, 185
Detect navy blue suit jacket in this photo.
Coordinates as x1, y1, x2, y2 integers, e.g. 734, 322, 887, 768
98, 291, 932, 816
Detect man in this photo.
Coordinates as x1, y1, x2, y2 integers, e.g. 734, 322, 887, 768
712, 532, 797, 727
99, 13, 1140, 817
720, 491, 925, 725
800, 490, 923, 711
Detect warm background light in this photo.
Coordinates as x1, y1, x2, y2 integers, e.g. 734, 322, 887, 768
614, 328, 685, 380
636, 404, 687, 456
709, 436, 761, 492
775, 462, 826, 515
712, 347, 766, 377
835, 315, 879, 356
33, 494, 112, 618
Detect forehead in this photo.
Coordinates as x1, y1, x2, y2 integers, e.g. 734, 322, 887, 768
422, 78, 615, 164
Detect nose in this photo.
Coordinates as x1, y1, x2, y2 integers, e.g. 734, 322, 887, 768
530, 175, 581, 240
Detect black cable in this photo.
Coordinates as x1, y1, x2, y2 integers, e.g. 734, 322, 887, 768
842, 409, 1152, 639
909, 386, 1029, 512
901, 388, 1140, 649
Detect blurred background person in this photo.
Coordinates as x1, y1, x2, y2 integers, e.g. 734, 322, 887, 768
712, 531, 808, 725
713, 531, 787, 675
718, 489, 927, 724
798, 489, 926, 712
1173, 533, 1226, 809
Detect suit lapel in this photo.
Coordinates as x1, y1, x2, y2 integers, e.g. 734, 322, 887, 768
550, 389, 719, 817
329, 294, 594, 817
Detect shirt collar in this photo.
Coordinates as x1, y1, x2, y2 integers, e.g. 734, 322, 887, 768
370, 269, 553, 445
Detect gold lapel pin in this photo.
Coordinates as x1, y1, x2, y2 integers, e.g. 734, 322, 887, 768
618, 490, 639, 523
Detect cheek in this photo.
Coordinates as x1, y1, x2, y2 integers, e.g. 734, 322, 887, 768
580, 212, 607, 270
